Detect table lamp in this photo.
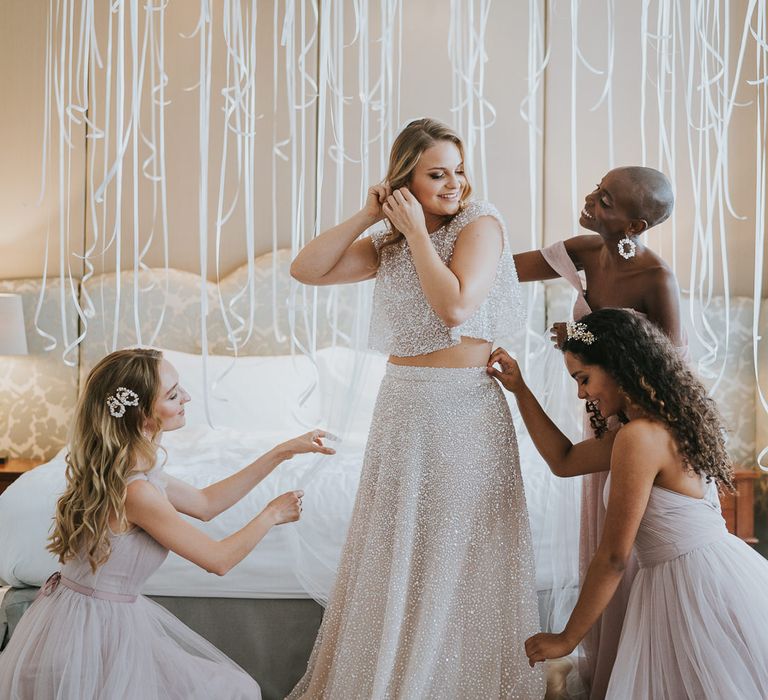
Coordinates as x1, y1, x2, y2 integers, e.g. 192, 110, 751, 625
0, 294, 28, 356
0, 293, 28, 464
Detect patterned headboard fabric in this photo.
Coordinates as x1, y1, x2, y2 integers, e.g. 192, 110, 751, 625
79, 250, 362, 376
0, 252, 762, 466
2, 251, 366, 460
0, 279, 79, 461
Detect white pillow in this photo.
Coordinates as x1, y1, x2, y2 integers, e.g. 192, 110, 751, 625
160, 348, 323, 434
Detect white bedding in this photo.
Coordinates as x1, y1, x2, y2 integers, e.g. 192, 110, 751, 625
0, 425, 367, 598
0, 346, 568, 600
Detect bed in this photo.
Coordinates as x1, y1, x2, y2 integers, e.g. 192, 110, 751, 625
0, 338, 387, 698
0, 343, 576, 697
0, 252, 555, 697
1, 250, 764, 698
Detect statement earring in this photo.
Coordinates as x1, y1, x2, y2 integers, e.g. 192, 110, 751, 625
617, 236, 637, 260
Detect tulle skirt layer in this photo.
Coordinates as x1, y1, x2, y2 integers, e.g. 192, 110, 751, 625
606, 536, 768, 699
288, 364, 545, 699
0, 586, 261, 700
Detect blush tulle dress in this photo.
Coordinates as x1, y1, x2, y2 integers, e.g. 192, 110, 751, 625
0, 464, 261, 700
603, 473, 768, 699
538, 240, 691, 698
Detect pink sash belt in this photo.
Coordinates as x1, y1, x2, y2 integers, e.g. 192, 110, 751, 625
38, 571, 138, 603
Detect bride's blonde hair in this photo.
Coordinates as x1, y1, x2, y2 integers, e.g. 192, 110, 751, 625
48, 348, 164, 572
379, 118, 472, 250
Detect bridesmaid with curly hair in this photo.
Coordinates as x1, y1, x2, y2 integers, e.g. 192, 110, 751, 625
513, 166, 685, 698
489, 309, 768, 699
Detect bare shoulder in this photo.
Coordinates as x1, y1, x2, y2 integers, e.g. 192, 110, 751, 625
644, 261, 678, 288
563, 234, 602, 266
126, 478, 167, 509
642, 263, 681, 306
614, 418, 673, 458
454, 214, 504, 251
458, 212, 503, 235
564, 234, 603, 251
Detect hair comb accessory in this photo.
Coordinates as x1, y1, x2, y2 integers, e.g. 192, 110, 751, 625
566, 321, 596, 345
106, 387, 140, 418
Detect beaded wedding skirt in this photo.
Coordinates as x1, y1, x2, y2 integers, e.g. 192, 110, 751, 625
288, 363, 545, 699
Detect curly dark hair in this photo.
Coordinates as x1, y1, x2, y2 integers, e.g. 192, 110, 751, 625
561, 308, 733, 488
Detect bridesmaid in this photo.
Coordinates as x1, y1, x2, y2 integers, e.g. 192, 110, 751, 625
0, 348, 333, 699
489, 309, 768, 699
512, 166, 685, 698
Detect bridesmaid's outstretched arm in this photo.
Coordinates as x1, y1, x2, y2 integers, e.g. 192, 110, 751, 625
126, 481, 303, 577
512, 250, 560, 283
487, 347, 614, 477
164, 430, 334, 521
513, 236, 591, 282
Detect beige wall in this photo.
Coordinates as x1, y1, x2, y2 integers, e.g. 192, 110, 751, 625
0, 0, 86, 278
315, 2, 539, 248
544, 0, 766, 296
0, 0, 763, 296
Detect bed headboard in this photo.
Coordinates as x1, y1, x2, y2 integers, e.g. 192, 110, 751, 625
1, 250, 363, 460
0, 278, 79, 461
79, 249, 363, 375
2, 250, 761, 468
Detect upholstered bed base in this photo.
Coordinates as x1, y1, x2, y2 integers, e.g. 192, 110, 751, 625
0, 588, 323, 700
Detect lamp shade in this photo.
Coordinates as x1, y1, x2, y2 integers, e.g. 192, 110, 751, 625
0, 293, 28, 355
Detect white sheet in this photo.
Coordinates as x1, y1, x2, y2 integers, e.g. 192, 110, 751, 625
0, 425, 366, 598
0, 345, 567, 600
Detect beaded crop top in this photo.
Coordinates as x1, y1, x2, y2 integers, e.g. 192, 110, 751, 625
367, 200, 526, 357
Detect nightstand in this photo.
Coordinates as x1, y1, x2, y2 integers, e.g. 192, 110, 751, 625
0, 458, 44, 495
719, 469, 761, 546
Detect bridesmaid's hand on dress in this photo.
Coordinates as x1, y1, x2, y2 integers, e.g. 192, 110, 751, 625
382, 187, 428, 240
550, 322, 567, 349
277, 429, 337, 461
263, 490, 304, 525
524, 632, 576, 667
486, 347, 526, 394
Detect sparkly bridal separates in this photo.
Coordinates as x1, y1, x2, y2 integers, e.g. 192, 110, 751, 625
288, 363, 546, 699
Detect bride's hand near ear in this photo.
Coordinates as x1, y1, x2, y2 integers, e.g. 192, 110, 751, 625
382, 187, 427, 240
363, 183, 392, 224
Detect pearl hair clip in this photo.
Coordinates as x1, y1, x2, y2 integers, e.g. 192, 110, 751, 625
106, 387, 140, 418
565, 321, 596, 345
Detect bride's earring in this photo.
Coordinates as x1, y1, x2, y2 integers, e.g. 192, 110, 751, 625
617, 236, 637, 260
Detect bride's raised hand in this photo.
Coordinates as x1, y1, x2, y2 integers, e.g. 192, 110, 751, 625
362, 183, 392, 224
382, 187, 427, 240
